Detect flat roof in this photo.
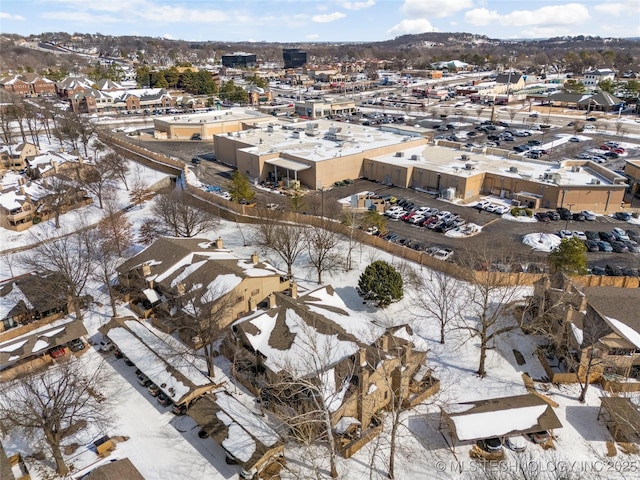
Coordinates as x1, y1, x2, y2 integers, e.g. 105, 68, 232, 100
265, 157, 312, 171
154, 108, 268, 127
233, 118, 425, 163
369, 143, 622, 187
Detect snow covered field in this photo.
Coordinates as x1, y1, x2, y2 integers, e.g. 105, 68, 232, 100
1, 135, 638, 480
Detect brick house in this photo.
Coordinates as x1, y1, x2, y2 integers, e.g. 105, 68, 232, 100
224, 285, 439, 458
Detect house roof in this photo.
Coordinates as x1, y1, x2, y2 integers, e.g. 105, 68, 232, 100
84, 458, 145, 480
495, 73, 523, 85
188, 391, 283, 471
99, 317, 216, 405
577, 91, 623, 107
581, 287, 640, 345
0, 317, 87, 369
442, 393, 563, 442
0, 272, 68, 321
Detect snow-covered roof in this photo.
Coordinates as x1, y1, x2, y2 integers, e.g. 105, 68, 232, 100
101, 318, 215, 404
443, 394, 562, 442
605, 316, 640, 349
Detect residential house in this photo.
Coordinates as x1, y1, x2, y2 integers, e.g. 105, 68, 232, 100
55, 76, 95, 98
83, 458, 145, 480
0, 142, 39, 172
582, 68, 616, 87
494, 72, 526, 93
0, 74, 56, 96
224, 285, 439, 458
529, 275, 640, 387
115, 237, 290, 345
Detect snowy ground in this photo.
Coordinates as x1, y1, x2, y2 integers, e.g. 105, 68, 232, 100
1, 135, 639, 480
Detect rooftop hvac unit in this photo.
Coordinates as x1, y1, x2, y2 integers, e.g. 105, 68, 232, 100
571, 166, 581, 172
395, 152, 405, 157
292, 131, 300, 139
511, 199, 521, 207
465, 163, 475, 170
267, 125, 274, 132
509, 166, 518, 173
410, 154, 419, 160
591, 178, 601, 184
461, 154, 470, 161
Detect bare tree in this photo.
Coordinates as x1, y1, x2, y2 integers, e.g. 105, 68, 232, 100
42, 175, 84, 229
102, 151, 130, 190
79, 157, 116, 209
129, 166, 152, 206
151, 190, 217, 237
457, 242, 528, 377
255, 220, 306, 279
409, 269, 464, 344
20, 229, 95, 322
0, 358, 111, 476
305, 220, 341, 283
97, 194, 132, 256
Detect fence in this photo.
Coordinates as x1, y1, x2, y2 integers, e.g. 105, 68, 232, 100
106, 134, 639, 289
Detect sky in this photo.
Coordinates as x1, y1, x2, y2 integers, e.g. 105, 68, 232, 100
0, 0, 639, 43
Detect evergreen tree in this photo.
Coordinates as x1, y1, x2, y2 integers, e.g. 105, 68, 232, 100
357, 260, 403, 307
548, 237, 588, 275
227, 170, 255, 203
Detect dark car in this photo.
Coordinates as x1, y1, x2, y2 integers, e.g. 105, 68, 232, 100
68, 338, 85, 352
547, 211, 560, 221
605, 265, 623, 276
191, 157, 201, 164
148, 383, 160, 397
614, 212, 631, 221
610, 241, 629, 253
585, 231, 600, 241
586, 117, 597, 122
190, 133, 202, 140
624, 240, 640, 253
572, 212, 586, 222
584, 240, 599, 252
173, 403, 187, 415
556, 208, 572, 221
535, 212, 550, 222
123, 356, 136, 367
597, 241, 613, 252
157, 392, 172, 407
599, 231, 616, 242
591, 266, 606, 275
477, 437, 502, 453
621, 267, 640, 277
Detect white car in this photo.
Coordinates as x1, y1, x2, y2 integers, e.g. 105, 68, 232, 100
414, 206, 431, 215
613, 227, 630, 241
365, 226, 379, 235
431, 248, 454, 261
484, 204, 499, 213
384, 206, 403, 216
389, 210, 406, 220
409, 214, 426, 225
494, 205, 511, 215
581, 210, 597, 221
558, 230, 573, 239
572, 231, 587, 241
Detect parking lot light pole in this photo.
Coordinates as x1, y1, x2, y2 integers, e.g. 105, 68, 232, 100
565, 203, 575, 230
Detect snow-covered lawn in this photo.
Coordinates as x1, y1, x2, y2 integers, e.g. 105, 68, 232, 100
1, 136, 638, 479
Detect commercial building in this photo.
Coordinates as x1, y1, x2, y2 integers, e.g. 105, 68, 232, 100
283, 48, 307, 69
221, 52, 257, 69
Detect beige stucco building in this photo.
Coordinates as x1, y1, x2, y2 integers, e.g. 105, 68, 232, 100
153, 109, 273, 140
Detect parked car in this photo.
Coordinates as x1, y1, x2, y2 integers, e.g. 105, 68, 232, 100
585, 231, 600, 241
48, 346, 66, 359
191, 157, 201, 164
572, 231, 587, 241
535, 212, 550, 222
613, 227, 630, 241
584, 240, 600, 252
494, 205, 511, 215
527, 431, 550, 444
556, 208, 571, 221
614, 211, 631, 221
365, 226, 379, 235
558, 230, 573, 239
123, 356, 135, 367
148, 383, 161, 397
190, 133, 202, 140
99, 338, 115, 352
68, 338, 85, 352
547, 211, 560, 221
505, 436, 527, 453
621, 267, 640, 277
173, 403, 187, 415
599, 231, 616, 242
610, 241, 629, 253
569, 137, 581, 142
623, 240, 640, 253
597, 241, 613, 252
137, 373, 151, 387
477, 437, 502, 453
157, 392, 172, 406
580, 210, 597, 221
605, 264, 623, 276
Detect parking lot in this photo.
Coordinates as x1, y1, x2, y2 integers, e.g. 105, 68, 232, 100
127, 128, 639, 275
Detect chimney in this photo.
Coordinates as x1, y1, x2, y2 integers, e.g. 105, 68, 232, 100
215, 237, 224, 249
289, 281, 298, 299
379, 332, 390, 352
251, 252, 259, 264
401, 343, 413, 367
268, 293, 277, 308
19, 185, 25, 195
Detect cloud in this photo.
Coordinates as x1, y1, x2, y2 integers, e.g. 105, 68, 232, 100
594, 0, 640, 16
387, 18, 437, 37
306, 33, 320, 40
402, 0, 474, 18
43, 11, 121, 24
339, 0, 375, 10
465, 3, 590, 27
0, 12, 25, 20
312, 12, 346, 23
